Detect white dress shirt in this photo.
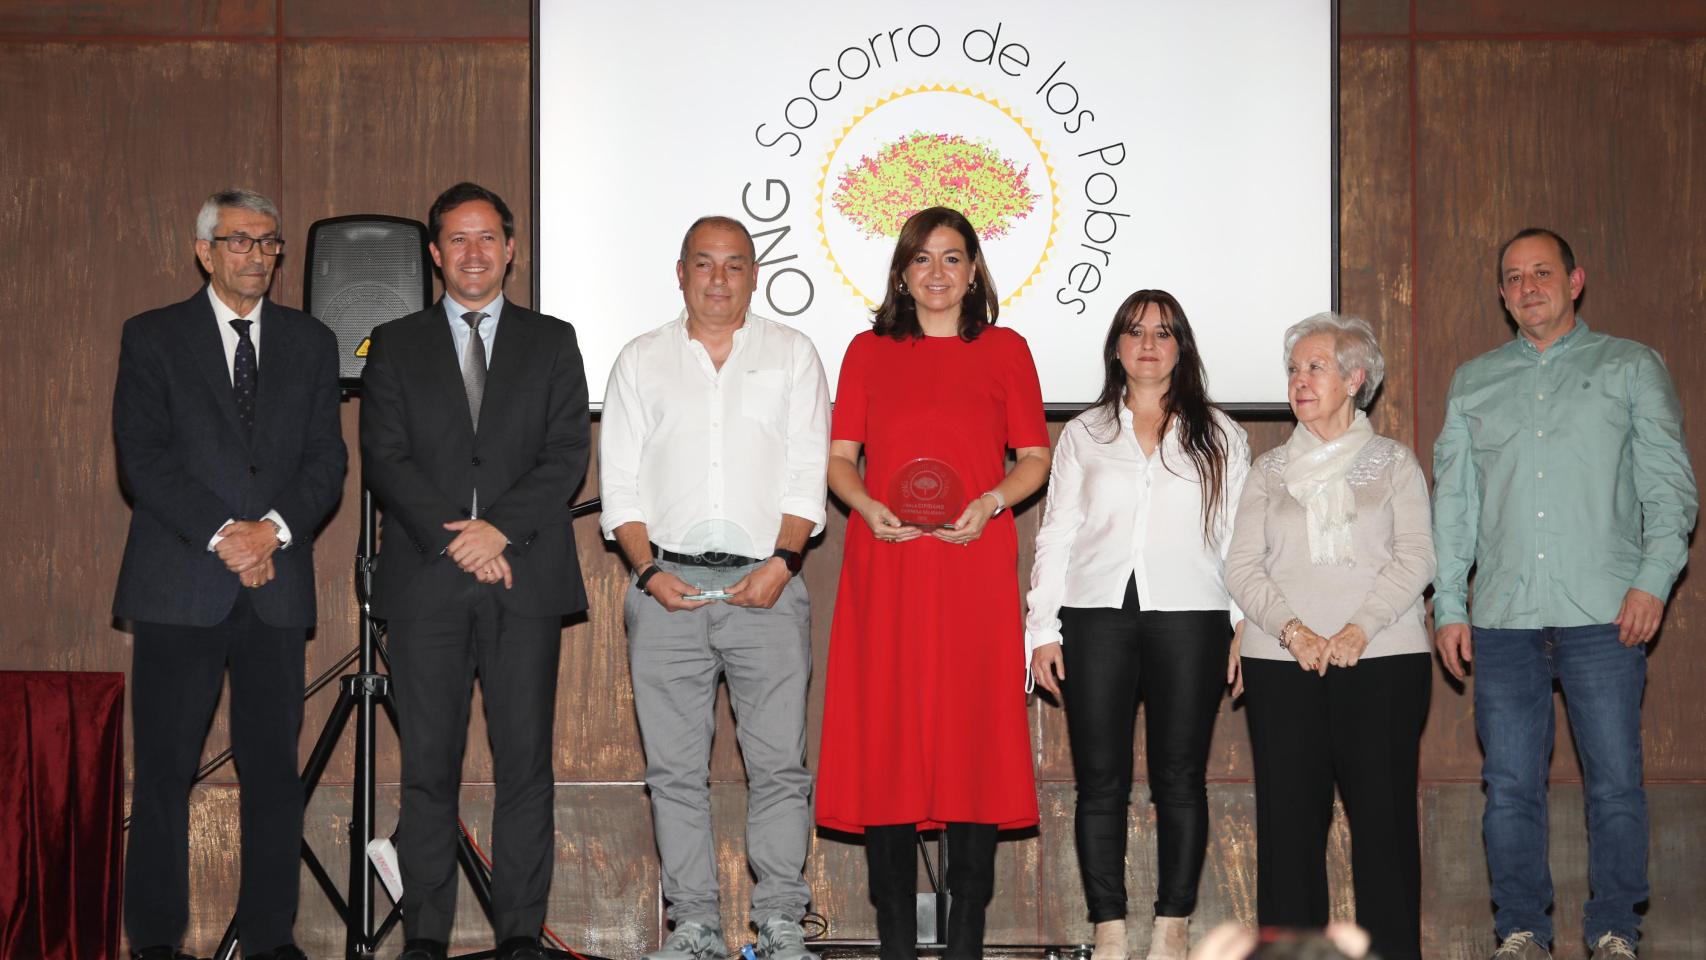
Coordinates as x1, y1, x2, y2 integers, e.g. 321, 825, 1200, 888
205, 286, 291, 549
1025, 404, 1250, 655
599, 310, 831, 557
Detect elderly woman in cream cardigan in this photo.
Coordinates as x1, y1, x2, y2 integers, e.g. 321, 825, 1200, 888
1225, 313, 1436, 960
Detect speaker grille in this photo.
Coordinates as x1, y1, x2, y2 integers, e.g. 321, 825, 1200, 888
304, 217, 431, 385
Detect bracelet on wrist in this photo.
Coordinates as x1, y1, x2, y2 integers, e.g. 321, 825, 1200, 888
981, 488, 1007, 516
1278, 617, 1304, 650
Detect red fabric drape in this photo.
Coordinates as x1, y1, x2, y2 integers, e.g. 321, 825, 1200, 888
0, 671, 125, 960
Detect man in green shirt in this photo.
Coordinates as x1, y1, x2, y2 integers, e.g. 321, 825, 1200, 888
1432, 228, 1697, 960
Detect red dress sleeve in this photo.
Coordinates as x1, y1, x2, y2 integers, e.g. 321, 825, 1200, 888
831, 331, 871, 444
1000, 330, 1049, 449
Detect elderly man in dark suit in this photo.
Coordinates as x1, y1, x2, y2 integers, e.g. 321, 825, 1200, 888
359, 182, 590, 960
113, 188, 347, 960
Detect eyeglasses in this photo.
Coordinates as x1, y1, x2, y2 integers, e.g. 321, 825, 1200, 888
210, 235, 285, 256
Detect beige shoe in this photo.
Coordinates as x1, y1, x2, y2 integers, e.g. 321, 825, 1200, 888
1590, 933, 1637, 959
1491, 931, 1552, 959
1091, 919, 1128, 960
1144, 916, 1188, 960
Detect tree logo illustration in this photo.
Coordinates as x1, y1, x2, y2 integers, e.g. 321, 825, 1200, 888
817, 85, 1060, 311
832, 131, 1038, 241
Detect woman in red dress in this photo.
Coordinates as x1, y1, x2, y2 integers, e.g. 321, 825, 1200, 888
816, 206, 1052, 960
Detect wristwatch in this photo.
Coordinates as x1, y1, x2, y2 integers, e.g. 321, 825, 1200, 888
636, 562, 663, 595
771, 547, 804, 575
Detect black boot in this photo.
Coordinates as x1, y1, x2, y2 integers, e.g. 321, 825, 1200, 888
944, 822, 998, 960
864, 824, 919, 960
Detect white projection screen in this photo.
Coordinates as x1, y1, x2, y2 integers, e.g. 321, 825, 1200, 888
535, 0, 1335, 408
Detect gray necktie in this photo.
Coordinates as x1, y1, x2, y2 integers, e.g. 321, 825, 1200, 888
461, 310, 488, 428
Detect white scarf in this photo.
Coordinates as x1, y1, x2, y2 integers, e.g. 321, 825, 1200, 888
1281, 410, 1373, 567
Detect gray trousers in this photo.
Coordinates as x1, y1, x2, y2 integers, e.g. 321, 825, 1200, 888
626, 558, 815, 929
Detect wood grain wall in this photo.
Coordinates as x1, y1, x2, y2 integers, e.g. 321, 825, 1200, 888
2, 2, 1702, 957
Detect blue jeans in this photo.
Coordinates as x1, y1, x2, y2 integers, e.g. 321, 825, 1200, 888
1473, 624, 1648, 947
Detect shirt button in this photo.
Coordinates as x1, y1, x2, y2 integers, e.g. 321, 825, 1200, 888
1537, 393, 1545, 400
1537, 511, 1544, 519
711, 461, 719, 468
1538, 552, 1545, 560
1537, 471, 1544, 479
1536, 430, 1544, 438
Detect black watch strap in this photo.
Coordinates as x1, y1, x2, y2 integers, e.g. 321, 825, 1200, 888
636, 562, 663, 595
771, 547, 804, 574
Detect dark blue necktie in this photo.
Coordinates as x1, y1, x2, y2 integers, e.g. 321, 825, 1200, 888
231, 318, 258, 432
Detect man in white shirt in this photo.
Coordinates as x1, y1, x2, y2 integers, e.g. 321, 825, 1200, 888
600, 216, 831, 960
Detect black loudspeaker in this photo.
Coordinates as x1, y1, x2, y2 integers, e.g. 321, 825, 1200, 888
303, 215, 433, 388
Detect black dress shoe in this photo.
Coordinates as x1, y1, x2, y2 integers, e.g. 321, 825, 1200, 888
496, 937, 548, 960
397, 940, 449, 960
132, 947, 196, 960
248, 946, 309, 960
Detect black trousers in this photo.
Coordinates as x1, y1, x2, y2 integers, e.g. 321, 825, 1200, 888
388, 579, 562, 943
126, 592, 306, 953
864, 822, 998, 960
1059, 578, 1229, 921
1242, 652, 1431, 960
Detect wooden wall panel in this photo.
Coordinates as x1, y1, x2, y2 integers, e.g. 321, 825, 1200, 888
0, 2, 274, 36
1340, 0, 1412, 37
282, 0, 530, 39
1338, 40, 1416, 449
277, 41, 534, 310
0, 40, 283, 810
1416, 0, 1706, 35
182, 787, 245, 950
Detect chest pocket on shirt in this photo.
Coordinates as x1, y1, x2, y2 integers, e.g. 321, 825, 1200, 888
741, 369, 787, 427
1581, 375, 1632, 433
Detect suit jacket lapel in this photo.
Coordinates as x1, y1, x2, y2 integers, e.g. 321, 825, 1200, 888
251, 300, 293, 448
477, 305, 535, 442
189, 287, 248, 441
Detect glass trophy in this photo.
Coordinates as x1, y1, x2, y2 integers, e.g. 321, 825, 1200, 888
677, 518, 756, 601
887, 457, 968, 528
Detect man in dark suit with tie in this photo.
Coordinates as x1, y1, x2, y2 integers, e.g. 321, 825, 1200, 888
113, 188, 347, 960
359, 182, 591, 960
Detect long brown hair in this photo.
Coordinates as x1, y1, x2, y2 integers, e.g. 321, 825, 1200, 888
1090, 289, 1231, 539
870, 207, 998, 341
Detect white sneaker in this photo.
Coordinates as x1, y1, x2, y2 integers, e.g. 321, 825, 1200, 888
1591, 933, 1637, 959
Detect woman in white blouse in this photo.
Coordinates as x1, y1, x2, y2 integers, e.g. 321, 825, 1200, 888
1028, 290, 1250, 960
1223, 313, 1435, 960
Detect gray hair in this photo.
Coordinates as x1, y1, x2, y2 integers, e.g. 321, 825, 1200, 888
1283, 312, 1385, 409
678, 214, 755, 263
195, 189, 281, 241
